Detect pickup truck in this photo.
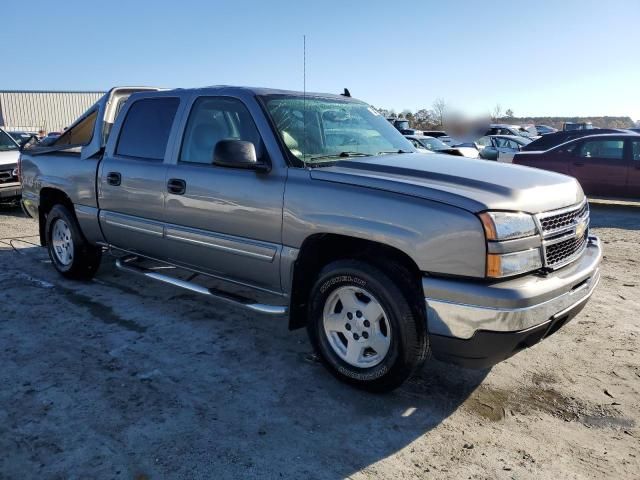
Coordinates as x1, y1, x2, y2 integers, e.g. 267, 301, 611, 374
0, 128, 21, 203
19, 86, 602, 392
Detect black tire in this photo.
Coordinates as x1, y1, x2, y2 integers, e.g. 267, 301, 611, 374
45, 204, 102, 280
307, 259, 428, 392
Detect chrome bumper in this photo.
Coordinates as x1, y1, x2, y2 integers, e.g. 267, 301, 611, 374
424, 235, 602, 340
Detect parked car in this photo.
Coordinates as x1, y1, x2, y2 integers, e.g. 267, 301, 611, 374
404, 135, 465, 156
476, 135, 533, 162
446, 141, 480, 158
38, 132, 62, 146
20, 86, 602, 391
534, 125, 557, 136
522, 128, 632, 152
8, 131, 38, 148
422, 130, 448, 138
0, 128, 21, 203
513, 134, 640, 198
563, 122, 594, 131
483, 124, 536, 139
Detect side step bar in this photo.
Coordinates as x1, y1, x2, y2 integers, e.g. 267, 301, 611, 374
115, 256, 287, 316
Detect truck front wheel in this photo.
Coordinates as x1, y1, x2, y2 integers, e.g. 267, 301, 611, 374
45, 204, 102, 280
307, 259, 428, 392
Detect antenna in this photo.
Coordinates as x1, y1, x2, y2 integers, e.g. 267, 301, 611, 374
303, 34, 306, 162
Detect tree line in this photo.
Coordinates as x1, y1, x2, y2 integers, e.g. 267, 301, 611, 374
375, 99, 636, 131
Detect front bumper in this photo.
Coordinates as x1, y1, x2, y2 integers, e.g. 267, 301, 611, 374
424, 235, 602, 368
0, 182, 21, 201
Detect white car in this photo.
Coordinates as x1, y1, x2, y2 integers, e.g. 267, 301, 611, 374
476, 135, 533, 163
0, 128, 21, 202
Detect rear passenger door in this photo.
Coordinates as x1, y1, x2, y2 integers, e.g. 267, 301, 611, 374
162, 95, 286, 293
627, 139, 640, 198
98, 94, 182, 259
569, 138, 628, 197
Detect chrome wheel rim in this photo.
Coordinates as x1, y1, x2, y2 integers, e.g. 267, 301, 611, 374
51, 219, 74, 266
322, 285, 391, 368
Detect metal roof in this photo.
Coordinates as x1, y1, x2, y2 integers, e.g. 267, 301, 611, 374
0, 91, 104, 132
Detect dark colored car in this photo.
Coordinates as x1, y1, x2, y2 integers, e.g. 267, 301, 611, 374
534, 125, 557, 135
563, 122, 594, 131
8, 131, 37, 148
513, 134, 640, 198
521, 128, 629, 152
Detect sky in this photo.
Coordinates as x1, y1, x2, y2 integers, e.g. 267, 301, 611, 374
3, 0, 640, 120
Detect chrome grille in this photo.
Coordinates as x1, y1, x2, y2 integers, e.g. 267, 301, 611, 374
545, 231, 588, 267
537, 200, 589, 269
539, 201, 588, 235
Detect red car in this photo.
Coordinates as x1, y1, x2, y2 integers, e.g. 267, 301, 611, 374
513, 134, 640, 198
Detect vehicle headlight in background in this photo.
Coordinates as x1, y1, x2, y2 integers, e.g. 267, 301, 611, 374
486, 248, 543, 278
479, 212, 538, 240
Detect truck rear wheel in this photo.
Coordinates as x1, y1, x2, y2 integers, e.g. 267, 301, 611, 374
307, 259, 428, 392
45, 204, 102, 280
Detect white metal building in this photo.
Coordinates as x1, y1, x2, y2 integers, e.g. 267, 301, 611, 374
0, 91, 104, 133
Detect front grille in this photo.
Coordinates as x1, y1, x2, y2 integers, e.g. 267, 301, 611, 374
0, 170, 17, 183
537, 200, 590, 269
539, 201, 588, 234
545, 231, 588, 267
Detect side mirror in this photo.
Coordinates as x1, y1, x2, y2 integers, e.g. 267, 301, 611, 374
213, 139, 269, 172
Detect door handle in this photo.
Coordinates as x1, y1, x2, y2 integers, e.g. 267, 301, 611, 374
573, 162, 585, 167
167, 178, 186, 195
106, 172, 121, 186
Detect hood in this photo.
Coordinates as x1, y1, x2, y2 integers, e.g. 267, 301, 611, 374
309, 153, 584, 214
0, 150, 19, 167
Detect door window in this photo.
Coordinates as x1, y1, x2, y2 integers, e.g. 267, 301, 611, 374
179, 97, 264, 164
631, 140, 640, 161
578, 139, 624, 160
116, 97, 180, 160
476, 136, 492, 147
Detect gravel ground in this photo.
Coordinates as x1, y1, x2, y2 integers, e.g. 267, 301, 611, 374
0, 202, 638, 479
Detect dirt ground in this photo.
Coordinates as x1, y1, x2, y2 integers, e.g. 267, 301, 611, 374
0, 202, 638, 479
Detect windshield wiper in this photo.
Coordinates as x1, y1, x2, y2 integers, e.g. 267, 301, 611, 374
309, 151, 372, 161
378, 149, 411, 155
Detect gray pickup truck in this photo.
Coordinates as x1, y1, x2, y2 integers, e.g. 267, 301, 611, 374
19, 86, 602, 391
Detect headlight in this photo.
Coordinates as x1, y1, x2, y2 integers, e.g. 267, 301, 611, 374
479, 212, 538, 240
487, 248, 543, 278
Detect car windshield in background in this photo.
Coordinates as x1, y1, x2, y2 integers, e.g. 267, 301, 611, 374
262, 96, 414, 165
419, 137, 450, 150
0, 130, 19, 151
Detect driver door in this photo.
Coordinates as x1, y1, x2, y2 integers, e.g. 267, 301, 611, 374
162, 95, 286, 293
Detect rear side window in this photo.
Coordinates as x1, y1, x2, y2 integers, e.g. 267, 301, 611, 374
116, 97, 179, 160
578, 139, 624, 160
631, 140, 640, 161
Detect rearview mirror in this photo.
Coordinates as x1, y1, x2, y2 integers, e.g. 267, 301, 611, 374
213, 139, 269, 172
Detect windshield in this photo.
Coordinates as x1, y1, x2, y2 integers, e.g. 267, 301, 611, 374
262, 96, 414, 165
0, 130, 19, 151
418, 137, 449, 150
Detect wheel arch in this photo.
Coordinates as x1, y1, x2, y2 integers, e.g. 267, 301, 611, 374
38, 188, 75, 246
287, 233, 424, 330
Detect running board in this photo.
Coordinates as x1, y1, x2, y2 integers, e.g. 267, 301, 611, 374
115, 256, 287, 316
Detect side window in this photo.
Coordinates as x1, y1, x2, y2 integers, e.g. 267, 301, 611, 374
578, 139, 624, 160
180, 97, 263, 165
476, 136, 492, 147
116, 97, 179, 160
631, 141, 640, 161
554, 143, 577, 155
53, 110, 98, 147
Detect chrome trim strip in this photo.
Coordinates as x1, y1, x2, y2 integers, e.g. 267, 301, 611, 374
116, 256, 287, 315
487, 235, 541, 254
99, 211, 164, 237
164, 225, 276, 262
104, 219, 164, 237
537, 197, 588, 220
426, 268, 600, 339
